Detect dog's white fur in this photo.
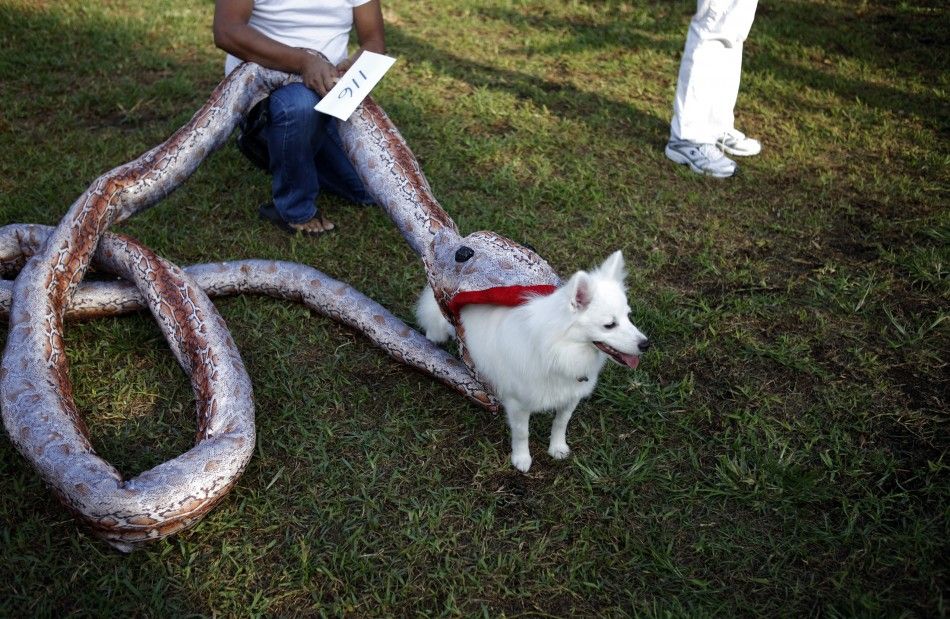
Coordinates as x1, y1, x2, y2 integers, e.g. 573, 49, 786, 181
416, 251, 648, 472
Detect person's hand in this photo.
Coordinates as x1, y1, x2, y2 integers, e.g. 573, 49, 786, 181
336, 59, 352, 74
300, 49, 337, 96
336, 53, 359, 74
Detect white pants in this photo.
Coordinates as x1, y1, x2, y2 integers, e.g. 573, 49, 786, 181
670, 0, 758, 143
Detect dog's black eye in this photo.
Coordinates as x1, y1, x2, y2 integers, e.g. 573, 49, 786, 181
455, 246, 474, 262
604, 320, 617, 330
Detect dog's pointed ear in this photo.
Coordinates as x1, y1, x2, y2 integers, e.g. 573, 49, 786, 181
567, 272, 592, 312
598, 250, 626, 281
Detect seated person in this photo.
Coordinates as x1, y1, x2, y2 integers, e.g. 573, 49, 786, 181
213, 0, 385, 235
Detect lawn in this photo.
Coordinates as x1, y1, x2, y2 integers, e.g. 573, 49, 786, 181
1, 0, 947, 615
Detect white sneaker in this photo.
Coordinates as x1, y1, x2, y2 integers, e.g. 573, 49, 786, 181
716, 129, 761, 157
665, 140, 737, 178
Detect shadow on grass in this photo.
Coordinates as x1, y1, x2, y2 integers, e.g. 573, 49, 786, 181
0, 3, 216, 120
471, 2, 687, 57
756, 0, 948, 74
386, 24, 669, 145
750, 1, 948, 129
459, 1, 948, 132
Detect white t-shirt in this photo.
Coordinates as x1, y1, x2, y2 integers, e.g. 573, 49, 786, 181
225, 0, 372, 75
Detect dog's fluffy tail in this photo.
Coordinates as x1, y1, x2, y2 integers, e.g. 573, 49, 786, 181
415, 285, 455, 343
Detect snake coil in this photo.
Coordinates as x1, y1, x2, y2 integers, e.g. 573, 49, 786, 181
1, 64, 558, 551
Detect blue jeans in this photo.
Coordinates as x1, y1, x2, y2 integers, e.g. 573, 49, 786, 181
266, 83, 372, 224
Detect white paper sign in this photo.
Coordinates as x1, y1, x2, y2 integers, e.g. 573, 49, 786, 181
314, 51, 396, 121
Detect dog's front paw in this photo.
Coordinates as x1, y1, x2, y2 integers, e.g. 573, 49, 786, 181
548, 443, 571, 460
511, 452, 533, 473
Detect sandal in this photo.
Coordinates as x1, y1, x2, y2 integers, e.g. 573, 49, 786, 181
258, 202, 335, 237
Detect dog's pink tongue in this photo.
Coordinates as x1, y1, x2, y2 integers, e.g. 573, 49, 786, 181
621, 354, 640, 369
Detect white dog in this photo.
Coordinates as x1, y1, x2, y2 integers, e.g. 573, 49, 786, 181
416, 251, 649, 472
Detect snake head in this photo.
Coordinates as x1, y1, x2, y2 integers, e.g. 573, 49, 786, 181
425, 228, 561, 325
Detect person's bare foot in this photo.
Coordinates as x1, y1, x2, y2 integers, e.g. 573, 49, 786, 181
258, 202, 336, 236
289, 213, 335, 235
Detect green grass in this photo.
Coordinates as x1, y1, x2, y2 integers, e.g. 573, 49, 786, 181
1, 0, 947, 615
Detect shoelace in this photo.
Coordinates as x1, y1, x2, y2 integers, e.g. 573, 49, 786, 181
720, 129, 747, 144
697, 143, 727, 160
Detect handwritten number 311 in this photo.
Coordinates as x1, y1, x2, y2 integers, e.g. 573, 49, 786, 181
338, 70, 369, 99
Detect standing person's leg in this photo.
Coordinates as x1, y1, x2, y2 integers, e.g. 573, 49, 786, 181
666, 0, 739, 177
708, 43, 744, 139
671, 0, 729, 145
264, 83, 335, 234
711, 0, 761, 157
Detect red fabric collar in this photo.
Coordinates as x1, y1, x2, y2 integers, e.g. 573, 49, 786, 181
446, 284, 557, 318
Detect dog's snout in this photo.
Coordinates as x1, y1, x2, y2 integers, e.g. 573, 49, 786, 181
638, 339, 651, 353
455, 246, 475, 262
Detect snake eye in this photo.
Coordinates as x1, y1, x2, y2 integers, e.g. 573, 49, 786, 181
523, 242, 537, 253
455, 246, 474, 262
